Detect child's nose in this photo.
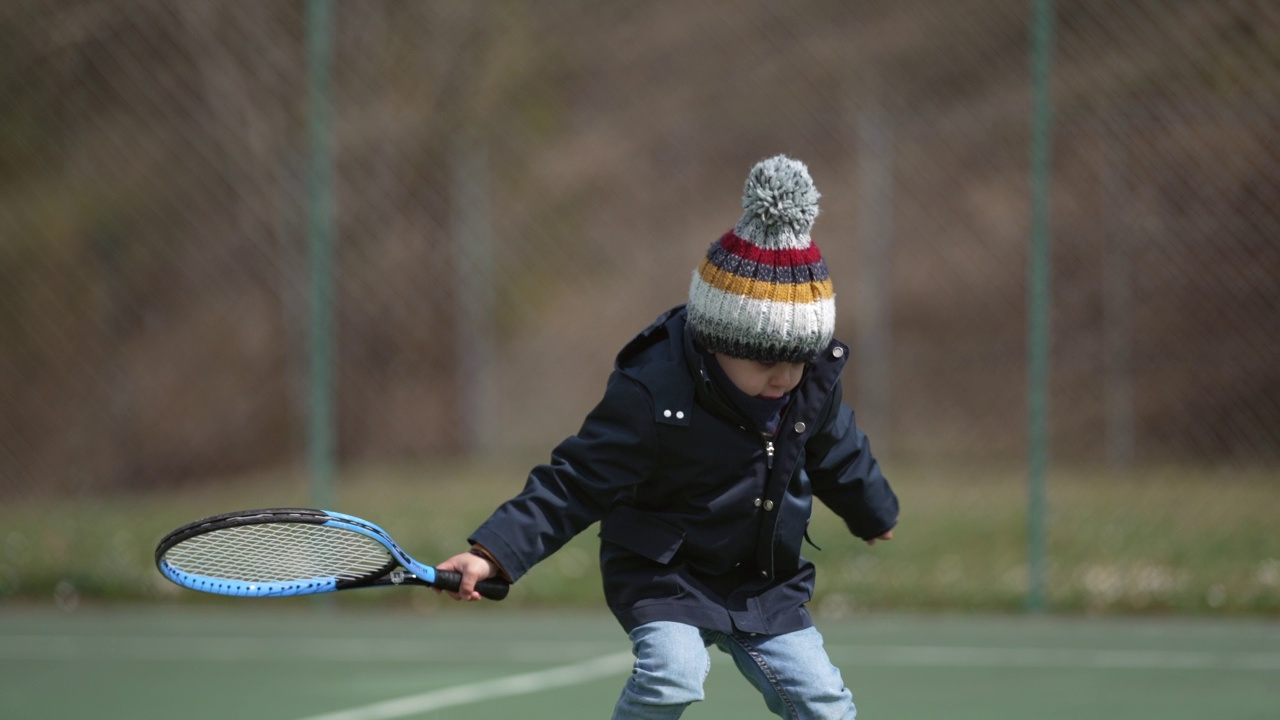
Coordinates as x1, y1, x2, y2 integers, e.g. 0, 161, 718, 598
770, 365, 799, 388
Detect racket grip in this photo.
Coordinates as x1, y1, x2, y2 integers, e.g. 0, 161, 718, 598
432, 568, 511, 601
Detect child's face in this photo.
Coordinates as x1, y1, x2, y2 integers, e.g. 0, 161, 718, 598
713, 354, 806, 399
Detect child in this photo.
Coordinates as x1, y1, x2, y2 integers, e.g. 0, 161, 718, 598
440, 155, 899, 719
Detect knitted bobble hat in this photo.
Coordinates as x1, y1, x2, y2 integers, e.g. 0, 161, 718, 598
687, 155, 835, 363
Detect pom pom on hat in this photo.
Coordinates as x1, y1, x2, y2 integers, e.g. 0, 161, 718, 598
687, 155, 836, 363
736, 154, 821, 250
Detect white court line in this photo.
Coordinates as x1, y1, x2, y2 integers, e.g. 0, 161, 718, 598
293, 651, 635, 720
287, 644, 1280, 720
3, 637, 1279, 671
836, 645, 1280, 671
0, 636, 619, 663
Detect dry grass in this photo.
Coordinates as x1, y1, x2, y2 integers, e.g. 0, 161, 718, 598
3, 458, 1276, 617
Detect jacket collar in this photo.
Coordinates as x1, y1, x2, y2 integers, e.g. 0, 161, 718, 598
615, 306, 696, 427
618, 305, 849, 429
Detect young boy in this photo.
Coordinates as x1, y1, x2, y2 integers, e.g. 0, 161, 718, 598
440, 155, 899, 719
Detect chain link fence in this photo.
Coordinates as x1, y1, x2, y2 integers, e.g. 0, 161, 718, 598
1, 0, 1277, 613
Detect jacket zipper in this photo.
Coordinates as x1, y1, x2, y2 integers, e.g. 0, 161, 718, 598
701, 363, 782, 472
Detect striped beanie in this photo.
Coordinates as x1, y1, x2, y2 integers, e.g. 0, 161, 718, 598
687, 155, 835, 363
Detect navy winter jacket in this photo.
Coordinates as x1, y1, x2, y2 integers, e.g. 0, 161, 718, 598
470, 305, 898, 635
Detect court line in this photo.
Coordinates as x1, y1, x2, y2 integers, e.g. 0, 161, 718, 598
0, 636, 619, 663
834, 645, 1280, 671
3, 637, 1279, 671
292, 650, 636, 720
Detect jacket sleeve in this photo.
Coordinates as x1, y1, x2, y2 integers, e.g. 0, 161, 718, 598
804, 381, 899, 541
469, 371, 656, 581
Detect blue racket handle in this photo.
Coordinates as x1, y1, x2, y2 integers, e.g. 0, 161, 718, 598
431, 569, 510, 600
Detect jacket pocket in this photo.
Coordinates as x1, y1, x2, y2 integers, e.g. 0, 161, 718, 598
599, 505, 685, 564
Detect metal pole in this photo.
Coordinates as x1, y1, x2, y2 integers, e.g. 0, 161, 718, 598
452, 137, 495, 454
1027, 0, 1055, 614
1102, 121, 1135, 468
306, 0, 336, 510
856, 101, 894, 449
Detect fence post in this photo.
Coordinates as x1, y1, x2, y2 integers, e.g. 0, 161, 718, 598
855, 100, 894, 449
1102, 118, 1136, 467
306, 0, 336, 510
452, 136, 496, 455
1027, 0, 1055, 614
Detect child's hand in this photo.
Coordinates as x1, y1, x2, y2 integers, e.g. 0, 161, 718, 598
865, 529, 894, 546
435, 551, 499, 602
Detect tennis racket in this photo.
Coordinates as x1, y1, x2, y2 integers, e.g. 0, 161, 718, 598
155, 508, 510, 600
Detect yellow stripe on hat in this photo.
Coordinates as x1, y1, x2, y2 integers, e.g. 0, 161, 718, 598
697, 259, 834, 304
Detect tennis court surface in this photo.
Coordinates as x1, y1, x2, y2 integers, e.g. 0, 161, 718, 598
2, 605, 1277, 719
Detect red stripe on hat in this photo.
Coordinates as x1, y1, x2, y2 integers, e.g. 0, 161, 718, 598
718, 231, 823, 266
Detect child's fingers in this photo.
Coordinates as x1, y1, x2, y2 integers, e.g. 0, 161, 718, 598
865, 529, 895, 545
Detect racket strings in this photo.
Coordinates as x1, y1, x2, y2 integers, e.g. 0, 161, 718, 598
163, 523, 394, 583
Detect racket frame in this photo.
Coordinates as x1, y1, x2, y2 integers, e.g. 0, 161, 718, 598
155, 508, 508, 599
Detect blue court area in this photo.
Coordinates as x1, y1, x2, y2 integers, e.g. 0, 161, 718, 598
1, 605, 1277, 719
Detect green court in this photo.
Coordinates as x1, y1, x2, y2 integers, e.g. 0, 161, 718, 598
2, 605, 1276, 719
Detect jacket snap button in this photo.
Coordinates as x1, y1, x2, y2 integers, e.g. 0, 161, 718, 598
763, 500, 775, 511
793, 422, 806, 433
832, 347, 845, 358
676, 411, 684, 419
663, 409, 672, 418
759, 570, 769, 579
753, 498, 762, 507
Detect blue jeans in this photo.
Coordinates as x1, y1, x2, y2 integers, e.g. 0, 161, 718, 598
612, 622, 856, 719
